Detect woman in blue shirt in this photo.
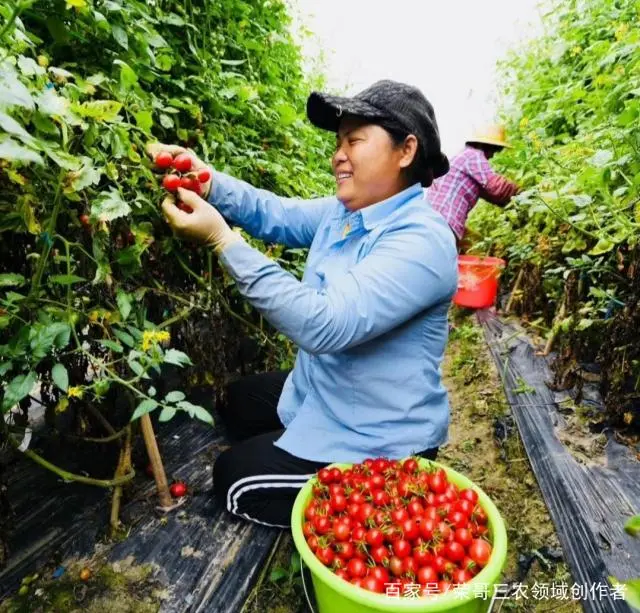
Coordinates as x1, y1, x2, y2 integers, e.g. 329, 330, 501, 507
148, 80, 458, 527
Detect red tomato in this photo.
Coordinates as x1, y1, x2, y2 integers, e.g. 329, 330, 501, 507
419, 518, 436, 541
317, 468, 332, 484
330, 494, 347, 513
366, 528, 384, 547
358, 503, 375, 524
369, 565, 390, 584
313, 515, 331, 535
392, 539, 412, 559
179, 176, 197, 191
197, 168, 211, 183
305, 502, 318, 521
361, 576, 385, 593
155, 151, 173, 168
413, 546, 433, 568
349, 491, 366, 505
370, 545, 390, 565
407, 499, 425, 518
162, 174, 181, 192
468, 539, 492, 567
452, 568, 474, 584
454, 528, 473, 548
347, 558, 367, 578
335, 568, 349, 581
444, 541, 465, 562
454, 499, 475, 517
307, 535, 319, 551
333, 520, 350, 542
428, 469, 447, 494
302, 521, 315, 538
370, 473, 385, 490
403, 457, 419, 475
391, 508, 409, 524
461, 556, 478, 575
315, 546, 334, 567
439, 580, 453, 593
352, 525, 366, 542
447, 510, 469, 530
472, 506, 488, 525
170, 482, 187, 497
389, 555, 404, 577
400, 518, 419, 541
79, 213, 91, 227
417, 565, 438, 585
372, 490, 390, 507
335, 541, 355, 560
347, 503, 361, 519
460, 488, 479, 505
328, 483, 344, 497
437, 521, 452, 541
402, 556, 418, 577
172, 153, 192, 172
330, 467, 342, 482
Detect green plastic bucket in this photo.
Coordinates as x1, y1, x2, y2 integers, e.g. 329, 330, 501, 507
291, 459, 508, 613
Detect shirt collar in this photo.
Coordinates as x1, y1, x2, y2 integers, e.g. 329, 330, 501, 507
359, 183, 423, 230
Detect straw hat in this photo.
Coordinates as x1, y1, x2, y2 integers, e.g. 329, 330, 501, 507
466, 124, 511, 149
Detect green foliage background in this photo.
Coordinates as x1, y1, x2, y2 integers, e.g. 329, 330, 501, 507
468, 0, 640, 427
0, 0, 334, 441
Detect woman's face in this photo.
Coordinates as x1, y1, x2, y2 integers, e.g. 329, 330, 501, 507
332, 116, 418, 211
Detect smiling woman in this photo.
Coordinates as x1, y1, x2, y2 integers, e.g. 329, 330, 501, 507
151, 79, 458, 528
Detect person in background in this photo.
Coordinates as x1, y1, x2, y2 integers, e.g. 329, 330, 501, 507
426, 125, 520, 246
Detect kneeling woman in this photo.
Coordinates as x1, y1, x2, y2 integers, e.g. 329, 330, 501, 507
151, 80, 458, 528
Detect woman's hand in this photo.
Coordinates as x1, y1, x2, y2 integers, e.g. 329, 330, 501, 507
162, 188, 243, 253
146, 142, 213, 199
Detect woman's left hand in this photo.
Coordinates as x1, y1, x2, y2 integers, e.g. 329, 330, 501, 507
162, 188, 242, 253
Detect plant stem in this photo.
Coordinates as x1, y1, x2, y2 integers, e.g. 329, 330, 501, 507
140, 414, 172, 507
10, 436, 135, 487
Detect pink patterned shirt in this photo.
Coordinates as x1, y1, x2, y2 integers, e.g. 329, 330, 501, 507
426, 146, 505, 239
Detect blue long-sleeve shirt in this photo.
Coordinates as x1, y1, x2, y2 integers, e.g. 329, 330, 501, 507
210, 173, 458, 463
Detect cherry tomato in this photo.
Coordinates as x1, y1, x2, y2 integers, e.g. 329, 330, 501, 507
400, 518, 419, 541
330, 494, 347, 513
172, 153, 193, 172
366, 528, 384, 547
315, 546, 334, 567
391, 508, 409, 524
335, 541, 355, 560
369, 565, 390, 584
313, 515, 331, 536
403, 457, 419, 475
389, 555, 404, 577
155, 151, 173, 168
162, 174, 181, 192
392, 539, 412, 559
335, 568, 349, 581
454, 528, 473, 548
317, 468, 333, 485
370, 545, 390, 565
333, 520, 350, 542
197, 168, 211, 183
468, 539, 492, 567
170, 482, 187, 497
302, 521, 315, 538
460, 488, 479, 505
347, 558, 367, 578
417, 565, 437, 585
428, 469, 447, 494
444, 541, 465, 562
79, 214, 91, 227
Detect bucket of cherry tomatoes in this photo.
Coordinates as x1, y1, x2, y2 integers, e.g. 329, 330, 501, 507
291, 457, 507, 613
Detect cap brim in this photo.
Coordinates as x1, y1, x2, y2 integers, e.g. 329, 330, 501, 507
307, 92, 388, 133
466, 138, 511, 149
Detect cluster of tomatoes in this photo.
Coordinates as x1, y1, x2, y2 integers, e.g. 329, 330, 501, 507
154, 150, 211, 212
303, 458, 493, 597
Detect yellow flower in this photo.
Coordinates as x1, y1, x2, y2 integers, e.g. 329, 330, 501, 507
519, 117, 529, 130
142, 330, 171, 351
615, 65, 625, 76
570, 46, 582, 57
68, 386, 84, 399
615, 23, 629, 41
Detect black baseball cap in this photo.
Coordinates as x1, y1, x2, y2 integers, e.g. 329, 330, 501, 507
306, 79, 449, 179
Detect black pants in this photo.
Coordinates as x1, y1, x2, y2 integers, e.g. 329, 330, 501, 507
212, 371, 439, 528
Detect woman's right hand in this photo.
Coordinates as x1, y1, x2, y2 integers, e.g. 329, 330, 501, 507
146, 142, 213, 199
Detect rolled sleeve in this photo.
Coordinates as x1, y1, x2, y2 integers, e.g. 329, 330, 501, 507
209, 172, 331, 248
219, 224, 457, 355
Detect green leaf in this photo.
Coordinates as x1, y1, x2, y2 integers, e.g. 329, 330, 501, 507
128, 360, 148, 379
589, 238, 615, 255
164, 391, 185, 403
49, 274, 86, 285
0, 138, 43, 164
133, 110, 153, 132
17, 56, 46, 78
177, 401, 213, 424
159, 114, 174, 129
158, 406, 176, 422
113, 328, 135, 347
52, 363, 69, 392
112, 25, 129, 49
99, 339, 123, 353
0, 64, 34, 110
269, 568, 287, 583
163, 349, 192, 367
0, 361, 13, 377
91, 189, 130, 222
588, 149, 613, 168
0, 273, 26, 287
130, 398, 158, 421
116, 290, 132, 320
68, 158, 101, 192
609, 576, 640, 611
35, 88, 69, 117
0, 111, 35, 145
114, 60, 137, 91
2, 371, 37, 412
30, 323, 71, 359
72, 100, 123, 122
625, 515, 640, 538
